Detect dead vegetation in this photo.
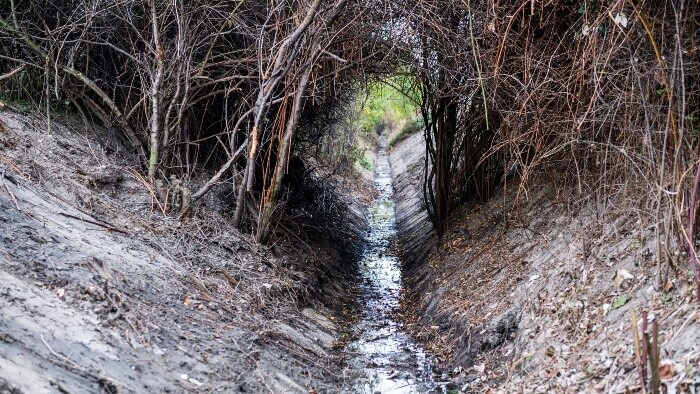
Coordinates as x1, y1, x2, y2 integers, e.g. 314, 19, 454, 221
0, 0, 390, 244
392, 1, 700, 303
390, 140, 700, 392
4, 1, 697, 287
3, 1, 700, 392
0, 110, 369, 392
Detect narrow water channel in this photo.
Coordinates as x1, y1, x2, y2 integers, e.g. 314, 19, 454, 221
345, 139, 445, 393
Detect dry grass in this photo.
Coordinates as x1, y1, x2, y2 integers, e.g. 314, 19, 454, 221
398, 0, 700, 299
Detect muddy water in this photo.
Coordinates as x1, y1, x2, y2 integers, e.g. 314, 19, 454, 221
345, 140, 445, 393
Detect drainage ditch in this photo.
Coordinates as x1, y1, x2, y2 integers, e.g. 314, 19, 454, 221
344, 139, 446, 393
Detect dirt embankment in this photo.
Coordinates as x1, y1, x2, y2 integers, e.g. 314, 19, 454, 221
389, 132, 700, 393
0, 110, 368, 393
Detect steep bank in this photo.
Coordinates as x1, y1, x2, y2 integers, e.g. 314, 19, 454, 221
0, 110, 367, 393
388, 132, 437, 274
389, 132, 700, 393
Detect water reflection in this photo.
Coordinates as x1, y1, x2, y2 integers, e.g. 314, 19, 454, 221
346, 140, 444, 393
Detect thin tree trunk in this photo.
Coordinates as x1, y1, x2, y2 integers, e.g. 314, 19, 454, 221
192, 139, 247, 202
232, 0, 323, 228
255, 67, 312, 243
148, 1, 165, 179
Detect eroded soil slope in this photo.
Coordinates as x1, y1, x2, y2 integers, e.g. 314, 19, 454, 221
0, 110, 363, 393
390, 132, 700, 393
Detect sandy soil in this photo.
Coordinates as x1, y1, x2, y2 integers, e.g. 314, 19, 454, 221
389, 131, 700, 393
0, 110, 367, 393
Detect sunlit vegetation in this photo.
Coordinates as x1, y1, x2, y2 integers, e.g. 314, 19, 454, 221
357, 78, 420, 137
352, 78, 420, 171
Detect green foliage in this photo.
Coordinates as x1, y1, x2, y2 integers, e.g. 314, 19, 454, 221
351, 146, 373, 170
0, 94, 74, 115
388, 117, 423, 148
356, 76, 419, 135
331, 76, 420, 173
611, 295, 630, 309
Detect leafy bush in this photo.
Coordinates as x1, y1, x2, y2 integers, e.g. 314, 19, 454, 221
388, 117, 423, 148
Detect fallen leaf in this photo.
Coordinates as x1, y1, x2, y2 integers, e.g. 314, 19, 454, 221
613, 269, 634, 287
582, 24, 591, 36
613, 12, 628, 28
487, 21, 496, 33
611, 295, 630, 310
183, 295, 191, 306
545, 346, 556, 357
659, 360, 674, 380
474, 363, 486, 373
663, 279, 674, 293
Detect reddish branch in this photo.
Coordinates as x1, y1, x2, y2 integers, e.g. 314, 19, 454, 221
687, 156, 700, 302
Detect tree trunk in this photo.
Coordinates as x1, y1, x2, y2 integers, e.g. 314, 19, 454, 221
232, 0, 323, 229
255, 67, 312, 244
148, 1, 165, 179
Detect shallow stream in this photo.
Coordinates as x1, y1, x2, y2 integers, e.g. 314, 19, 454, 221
345, 139, 445, 393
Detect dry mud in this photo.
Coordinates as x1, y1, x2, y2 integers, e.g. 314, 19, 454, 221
0, 110, 366, 393
389, 132, 700, 393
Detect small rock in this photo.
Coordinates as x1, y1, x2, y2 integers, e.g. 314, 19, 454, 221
456, 374, 478, 385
